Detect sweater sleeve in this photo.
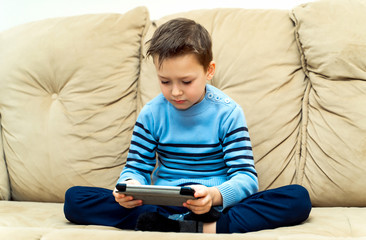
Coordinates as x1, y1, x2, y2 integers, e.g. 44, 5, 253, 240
216, 105, 259, 209
117, 106, 157, 185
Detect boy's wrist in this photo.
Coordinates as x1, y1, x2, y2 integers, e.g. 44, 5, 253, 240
124, 179, 141, 185
209, 187, 223, 206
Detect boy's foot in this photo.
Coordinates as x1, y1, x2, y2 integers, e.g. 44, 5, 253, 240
135, 212, 203, 233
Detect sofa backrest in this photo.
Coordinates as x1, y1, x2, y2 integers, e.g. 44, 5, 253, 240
0, 0, 365, 207
139, 8, 307, 194
0, 7, 150, 202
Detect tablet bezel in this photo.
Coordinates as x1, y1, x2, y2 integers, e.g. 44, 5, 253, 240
115, 183, 196, 206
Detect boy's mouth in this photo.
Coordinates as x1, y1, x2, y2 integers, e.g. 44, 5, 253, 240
173, 100, 186, 104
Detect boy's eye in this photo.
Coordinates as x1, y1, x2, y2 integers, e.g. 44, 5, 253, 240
183, 81, 192, 85
160, 81, 169, 85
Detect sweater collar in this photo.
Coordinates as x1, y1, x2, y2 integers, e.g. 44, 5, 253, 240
169, 84, 211, 116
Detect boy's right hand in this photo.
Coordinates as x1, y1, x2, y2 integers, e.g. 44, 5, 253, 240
113, 179, 143, 208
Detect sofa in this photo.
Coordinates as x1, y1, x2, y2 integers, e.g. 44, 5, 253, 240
1, 0, 366, 239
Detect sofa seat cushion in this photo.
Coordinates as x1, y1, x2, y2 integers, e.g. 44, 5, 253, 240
1, 201, 366, 239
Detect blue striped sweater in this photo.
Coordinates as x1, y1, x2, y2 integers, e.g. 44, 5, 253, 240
118, 84, 258, 209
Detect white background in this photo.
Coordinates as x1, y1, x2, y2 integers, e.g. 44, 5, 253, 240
0, 0, 313, 32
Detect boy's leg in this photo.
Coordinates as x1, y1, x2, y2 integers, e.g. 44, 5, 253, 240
216, 184, 312, 233
64, 186, 186, 230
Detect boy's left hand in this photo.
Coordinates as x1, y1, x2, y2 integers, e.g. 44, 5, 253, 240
183, 185, 222, 215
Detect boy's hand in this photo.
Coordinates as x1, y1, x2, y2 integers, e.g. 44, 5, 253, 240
183, 185, 223, 215
113, 179, 143, 208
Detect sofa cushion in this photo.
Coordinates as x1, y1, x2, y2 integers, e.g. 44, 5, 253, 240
0, 7, 149, 202
0, 120, 10, 200
140, 9, 307, 191
291, 0, 366, 206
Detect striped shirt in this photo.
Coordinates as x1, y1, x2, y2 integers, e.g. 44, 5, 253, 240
118, 84, 258, 209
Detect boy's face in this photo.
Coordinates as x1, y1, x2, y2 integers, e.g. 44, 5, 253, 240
154, 53, 215, 110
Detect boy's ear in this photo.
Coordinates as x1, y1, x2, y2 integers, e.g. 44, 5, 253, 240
206, 61, 216, 80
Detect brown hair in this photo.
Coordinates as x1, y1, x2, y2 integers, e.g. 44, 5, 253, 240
146, 18, 213, 71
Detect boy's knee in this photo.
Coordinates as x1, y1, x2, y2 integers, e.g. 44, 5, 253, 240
65, 185, 79, 197
292, 185, 311, 203
64, 186, 83, 222
290, 185, 312, 221
65, 186, 82, 205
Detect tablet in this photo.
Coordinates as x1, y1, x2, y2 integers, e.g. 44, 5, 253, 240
115, 183, 197, 206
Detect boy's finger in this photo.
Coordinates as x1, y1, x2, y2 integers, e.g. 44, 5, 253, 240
116, 193, 126, 199
186, 204, 209, 215
125, 199, 143, 207
120, 196, 134, 202
187, 196, 207, 206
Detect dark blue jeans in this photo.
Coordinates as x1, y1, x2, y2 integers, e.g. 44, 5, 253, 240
64, 184, 311, 233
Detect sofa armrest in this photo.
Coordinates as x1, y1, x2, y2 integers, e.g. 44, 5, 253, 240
0, 116, 11, 200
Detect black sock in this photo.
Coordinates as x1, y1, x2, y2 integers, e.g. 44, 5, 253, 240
184, 207, 221, 222
135, 212, 203, 233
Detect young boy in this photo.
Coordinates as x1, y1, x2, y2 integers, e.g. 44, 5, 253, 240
64, 18, 311, 233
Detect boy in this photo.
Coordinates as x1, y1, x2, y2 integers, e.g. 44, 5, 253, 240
64, 18, 311, 233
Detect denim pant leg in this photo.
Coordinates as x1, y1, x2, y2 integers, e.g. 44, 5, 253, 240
216, 184, 312, 233
64, 186, 187, 230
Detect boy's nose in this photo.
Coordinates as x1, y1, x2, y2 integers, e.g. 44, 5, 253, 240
172, 85, 182, 96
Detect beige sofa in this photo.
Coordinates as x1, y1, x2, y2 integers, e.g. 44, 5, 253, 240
1, 0, 366, 239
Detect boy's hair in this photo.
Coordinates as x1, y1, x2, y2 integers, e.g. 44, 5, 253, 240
146, 18, 213, 71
